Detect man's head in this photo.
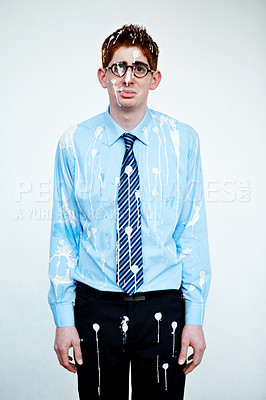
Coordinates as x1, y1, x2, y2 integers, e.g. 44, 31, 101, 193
97, 24, 161, 115
101, 24, 159, 72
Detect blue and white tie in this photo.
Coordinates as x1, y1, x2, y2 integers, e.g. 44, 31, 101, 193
116, 132, 144, 295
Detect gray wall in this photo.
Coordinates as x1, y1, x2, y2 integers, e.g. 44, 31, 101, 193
1, 0, 265, 398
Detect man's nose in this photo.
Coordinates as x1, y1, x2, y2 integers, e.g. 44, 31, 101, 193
124, 67, 135, 86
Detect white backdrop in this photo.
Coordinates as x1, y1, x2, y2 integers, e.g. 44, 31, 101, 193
1, 0, 266, 399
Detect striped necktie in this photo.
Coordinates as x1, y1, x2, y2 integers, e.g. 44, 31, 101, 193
116, 132, 144, 295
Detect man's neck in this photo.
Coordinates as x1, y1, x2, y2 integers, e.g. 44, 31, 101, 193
109, 104, 147, 132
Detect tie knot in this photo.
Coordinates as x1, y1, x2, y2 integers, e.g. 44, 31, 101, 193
122, 132, 137, 151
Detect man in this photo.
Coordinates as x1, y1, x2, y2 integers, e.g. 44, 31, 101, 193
48, 24, 211, 400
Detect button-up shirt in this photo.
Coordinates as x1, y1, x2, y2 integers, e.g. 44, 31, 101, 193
48, 107, 211, 327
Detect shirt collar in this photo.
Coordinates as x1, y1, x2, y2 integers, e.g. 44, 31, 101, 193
103, 106, 153, 147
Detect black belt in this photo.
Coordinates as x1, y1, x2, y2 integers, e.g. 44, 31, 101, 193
76, 281, 181, 302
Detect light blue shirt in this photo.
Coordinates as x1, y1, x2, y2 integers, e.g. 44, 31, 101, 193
48, 107, 211, 327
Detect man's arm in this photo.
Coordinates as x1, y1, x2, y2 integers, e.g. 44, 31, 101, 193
173, 129, 211, 374
48, 130, 83, 372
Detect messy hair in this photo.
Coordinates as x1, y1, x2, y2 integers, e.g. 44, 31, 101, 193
101, 24, 159, 71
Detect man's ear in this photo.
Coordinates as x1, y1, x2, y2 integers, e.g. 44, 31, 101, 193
97, 68, 108, 89
149, 70, 162, 91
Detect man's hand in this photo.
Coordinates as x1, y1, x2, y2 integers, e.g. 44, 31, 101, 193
178, 325, 206, 375
54, 326, 83, 373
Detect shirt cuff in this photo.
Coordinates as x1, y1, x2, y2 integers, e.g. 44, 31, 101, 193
50, 303, 75, 327
184, 300, 205, 325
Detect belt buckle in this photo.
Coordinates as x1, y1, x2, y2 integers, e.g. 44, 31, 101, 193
123, 294, 146, 302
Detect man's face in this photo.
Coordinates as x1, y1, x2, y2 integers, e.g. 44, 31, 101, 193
98, 46, 161, 112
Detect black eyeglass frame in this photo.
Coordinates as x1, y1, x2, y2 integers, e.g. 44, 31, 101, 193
105, 62, 154, 78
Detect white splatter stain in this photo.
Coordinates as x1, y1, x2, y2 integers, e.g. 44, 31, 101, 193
125, 69, 132, 86
60, 186, 77, 228
199, 271, 206, 324
133, 49, 141, 63
162, 363, 169, 391
171, 321, 178, 357
100, 257, 105, 272
125, 165, 133, 175
154, 312, 162, 343
111, 79, 124, 107
130, 264, 139, 292
157, 355, 160, 383
84, 126, 102, 218
120, 316, 129, 351
50, 240, 77, 296
53, 268, 73, 296
188, 284, 196, 292
59, 125, 77, 151
98, 166, 104, 192
185, 200, 202, 238
135, 189, 141, 229
143, 126, 151, 236
184, 134, 199, 201
114, 176, 120, 216
170, 123, 180, 229
152, 122, 163, 230
159, 115, 170, 185
58, 125, 87, 222
93, 323, 101, 397
179, 248, 193, 259
91, 227, 98, 251
199, 271, 205, 289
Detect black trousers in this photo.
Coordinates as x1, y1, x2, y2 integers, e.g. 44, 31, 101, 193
74, 282, 186, 400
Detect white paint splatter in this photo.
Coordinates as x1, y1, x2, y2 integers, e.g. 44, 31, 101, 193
91, 227, 98, 251
60, 186, 77, 228
179, 248, 193, 259
188, 284, 196, 292
94, 126, 103, 138
130, 264, 139, 292
154, 312, 162, 343
93, 323, 101, 397
171, 321, 178, 357
125, 226, 132, 236
53, 268, 73, 296
185, 200, 202, 238
115, 63, 124, 77
170, 124, 180, 228
111, 79, 124, 107
50, 240, 77, 296
157, 355, 160, 383
59, 125, 77, 150
135, 189, 141, 229
100, 257, 105, 272
97, 166, 104, 192
184, 134, 199, 201
199, 271, 205, 289
133, 49, 141, 63
151, 122, 163, 229
162, 363, 169, 391
114, 176, 120, 216
199, 271, 206, 324
125, 69, 132, 86
125, 165, 133, 175
120, 316, 129, 351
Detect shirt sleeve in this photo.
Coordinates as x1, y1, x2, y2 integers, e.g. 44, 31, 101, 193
173, 129, 211, 325
48, 135, 81, 327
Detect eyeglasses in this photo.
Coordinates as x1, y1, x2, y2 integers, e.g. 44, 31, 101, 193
105, 62, 154, 78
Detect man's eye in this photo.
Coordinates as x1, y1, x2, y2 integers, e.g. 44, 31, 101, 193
135, 65, 145, 72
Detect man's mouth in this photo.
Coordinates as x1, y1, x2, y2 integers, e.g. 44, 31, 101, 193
120, 90, 137, 98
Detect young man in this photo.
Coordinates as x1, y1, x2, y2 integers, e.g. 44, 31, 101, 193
48, 24, 211, 400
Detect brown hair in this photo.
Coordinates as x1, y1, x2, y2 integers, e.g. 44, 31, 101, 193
101, 24, 159, 71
